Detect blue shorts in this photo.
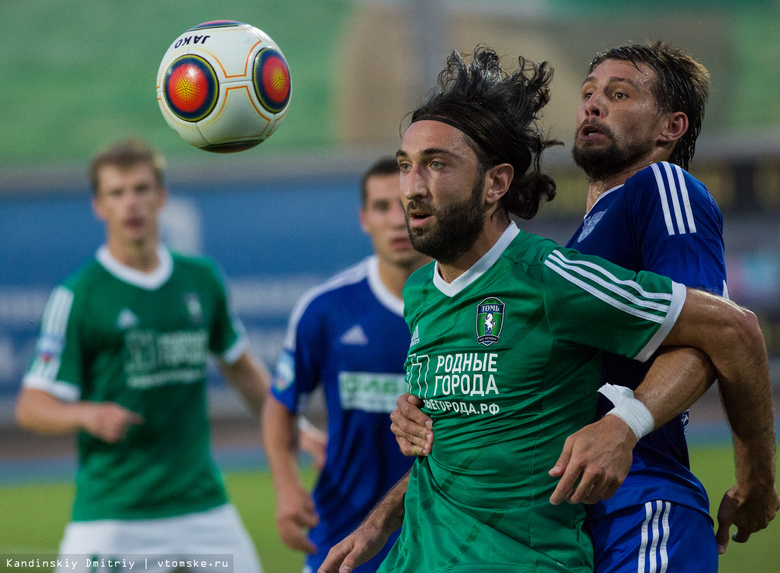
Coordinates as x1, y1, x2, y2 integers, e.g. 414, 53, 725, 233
589, 500, 717, 573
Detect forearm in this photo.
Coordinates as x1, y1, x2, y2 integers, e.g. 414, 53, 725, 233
15, 388, 91, 435
719, 368, 777, 487
362, 469, 411, 535
665, 288, 776, 480
633, 347, 715, 429
262, 397, 305, 489
221, 352, 271, 416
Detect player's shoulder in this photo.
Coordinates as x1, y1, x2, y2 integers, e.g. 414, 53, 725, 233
295, 257, 373, 315
170, 251, 235, 293
504, 229, 561, 268
406, 260, 436, 289
627, 161, 716, 206
169, 250, 220, 275
61, 256, 109, 293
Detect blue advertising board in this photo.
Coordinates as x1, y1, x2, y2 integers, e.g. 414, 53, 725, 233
0, 175, 373, 411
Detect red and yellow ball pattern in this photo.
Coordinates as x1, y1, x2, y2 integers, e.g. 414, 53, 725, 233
254, 48, 291, 114
163, 55, 218, 122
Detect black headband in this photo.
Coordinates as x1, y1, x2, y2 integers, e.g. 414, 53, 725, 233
411, 115, 489, 159
411, 114, 531, 173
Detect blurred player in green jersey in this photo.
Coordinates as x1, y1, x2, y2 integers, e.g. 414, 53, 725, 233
16, 138, 270, 573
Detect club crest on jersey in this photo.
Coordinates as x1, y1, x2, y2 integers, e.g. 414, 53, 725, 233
184, 293, 203, 323
116, 308, 139, 330
476, 297, 504, 346
577, 210, 606, 242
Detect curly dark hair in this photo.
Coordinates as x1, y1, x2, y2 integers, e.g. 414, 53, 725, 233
589, 41, 709, 170
408, 45, 561, 220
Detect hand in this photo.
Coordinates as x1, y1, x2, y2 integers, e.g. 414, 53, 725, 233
390, 393, 433, 456
318, 520, 391, 573
276, 485, 319, 554
83, 402, 143, 443
549, 415, 636, 505
715, 482, 780, 553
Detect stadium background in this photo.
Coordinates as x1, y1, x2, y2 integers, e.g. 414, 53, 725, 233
0, 0, 778, 571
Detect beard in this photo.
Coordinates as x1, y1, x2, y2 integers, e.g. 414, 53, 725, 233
572, 123, 655, 181
405, 176, 485, 265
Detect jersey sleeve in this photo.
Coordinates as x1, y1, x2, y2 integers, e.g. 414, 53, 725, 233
205, 260, 249, 364
629, 162, 726, 295
22, 285, 82, 401
271, 291, 326, 413
542, 248, 686, 362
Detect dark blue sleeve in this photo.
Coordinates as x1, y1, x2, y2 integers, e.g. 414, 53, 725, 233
629, 162, 726, 295
271, 295, 326, 412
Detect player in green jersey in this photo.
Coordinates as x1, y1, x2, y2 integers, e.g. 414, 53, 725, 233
319, 47, 771, 573
15, 138, 271, 573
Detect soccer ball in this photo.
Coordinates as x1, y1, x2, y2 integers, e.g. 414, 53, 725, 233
156, 20, 292, 153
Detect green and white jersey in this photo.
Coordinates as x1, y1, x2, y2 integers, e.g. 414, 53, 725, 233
23, 245, 248, 521
381, 223, 685, 573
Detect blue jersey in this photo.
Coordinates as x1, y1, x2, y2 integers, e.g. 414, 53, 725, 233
567, 162, 727, 520
272, 256, 415, 572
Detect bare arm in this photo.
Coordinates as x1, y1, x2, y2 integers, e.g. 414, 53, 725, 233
319, 470, 410, 573
550, 288, 778, 533
15, 387, 143, 443
262, 395, 319, 554
549, 347, 714, 504
218, 351, 271, 415
664, 289, 779, 547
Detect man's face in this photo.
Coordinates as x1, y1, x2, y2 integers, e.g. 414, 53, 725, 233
359, 172, 429, 270
572, 58, 666, 180
396, 120, 486, 264
92, 162, 167, 247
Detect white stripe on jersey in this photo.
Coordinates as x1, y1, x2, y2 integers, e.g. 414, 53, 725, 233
544, 250, 672, 324
652, 162, 697, 236
42, 286, 73, 339
638, 500, 671, 573
30, 286, 74, 381
671, 163, 697, 234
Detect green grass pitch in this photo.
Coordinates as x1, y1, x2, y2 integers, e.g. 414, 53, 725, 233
0, 446, 777, 572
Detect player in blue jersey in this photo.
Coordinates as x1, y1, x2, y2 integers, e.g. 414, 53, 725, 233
262, 158, 431, 573
388, 42, 779, 572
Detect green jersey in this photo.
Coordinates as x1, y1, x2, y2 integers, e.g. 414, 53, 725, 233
23, 246, 247, 521
380, 224, 685, 573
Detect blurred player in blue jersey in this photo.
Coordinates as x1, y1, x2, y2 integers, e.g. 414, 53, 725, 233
389, 42, 778, 572
262, 158, 431, 573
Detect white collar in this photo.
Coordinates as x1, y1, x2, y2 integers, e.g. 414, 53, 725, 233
366, 255, 404, 317
96, 244, 173, 290
432, 222, 520, 297
586, 184, 624, 217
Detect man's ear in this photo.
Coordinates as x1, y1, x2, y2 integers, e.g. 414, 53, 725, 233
485, 163, 514, 206
658, 111, 688, 145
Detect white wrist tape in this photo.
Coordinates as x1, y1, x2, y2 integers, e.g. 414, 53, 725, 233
598, 383, 655, 441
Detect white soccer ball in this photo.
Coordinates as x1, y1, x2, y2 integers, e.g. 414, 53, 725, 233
156, 20, 292, 153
